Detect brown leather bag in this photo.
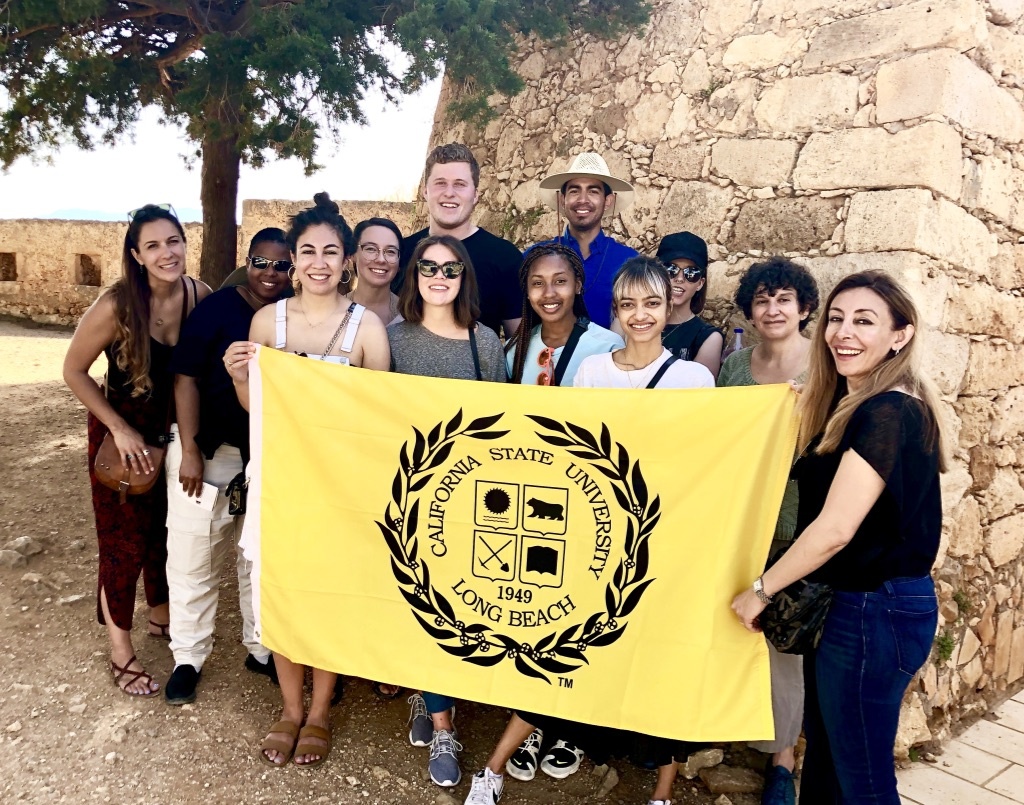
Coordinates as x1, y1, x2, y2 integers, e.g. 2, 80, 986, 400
94, 435, 166, 503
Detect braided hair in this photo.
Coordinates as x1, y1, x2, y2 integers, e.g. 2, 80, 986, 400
509, 243, 589, 384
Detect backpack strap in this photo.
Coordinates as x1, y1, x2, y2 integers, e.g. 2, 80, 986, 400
645, 355, 679, 389
274, 299, 287, 349
552, 317, 589, 386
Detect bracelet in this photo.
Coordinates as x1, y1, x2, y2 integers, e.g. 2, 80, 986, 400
753, 576, 773, 605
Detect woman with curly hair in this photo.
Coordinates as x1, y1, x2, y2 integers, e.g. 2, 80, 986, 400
718, 257, 819, 805
506, 243, 622, 385
732, 270, 946, 804
63, 204, 210, 696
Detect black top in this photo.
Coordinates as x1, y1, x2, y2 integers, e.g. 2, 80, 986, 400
793, 391, 942, 592
661, 317, 720, 361
170, 287, 259, 459
398, 227, 522, 336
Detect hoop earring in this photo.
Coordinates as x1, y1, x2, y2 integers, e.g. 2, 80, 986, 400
340, 267, 354, 286
287, 266, 296, 281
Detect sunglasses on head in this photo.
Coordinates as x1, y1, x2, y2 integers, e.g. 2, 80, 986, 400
537, 347, 555, 386
417, 259, 466, 279
248, 255, 292, 273
664, 264, 704, 282
127, 203, 177, 222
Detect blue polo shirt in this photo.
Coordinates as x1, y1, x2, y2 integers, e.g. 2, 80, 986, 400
528, 229, 638, 328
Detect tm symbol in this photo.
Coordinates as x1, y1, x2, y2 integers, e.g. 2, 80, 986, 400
559, 677, 574, 689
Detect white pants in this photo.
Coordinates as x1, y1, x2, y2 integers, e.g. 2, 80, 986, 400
165, 425, 268, 669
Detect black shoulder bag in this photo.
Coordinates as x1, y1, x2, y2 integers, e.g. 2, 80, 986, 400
759, 544, 834, 654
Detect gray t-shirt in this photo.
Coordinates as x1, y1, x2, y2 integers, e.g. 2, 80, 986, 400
387, 320, 507, 382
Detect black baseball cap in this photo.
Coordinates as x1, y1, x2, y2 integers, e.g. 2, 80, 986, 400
656, 232, 708, 270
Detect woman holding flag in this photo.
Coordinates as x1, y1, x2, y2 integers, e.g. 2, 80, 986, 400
732, 270, 945, 804
225, 193, 389, 769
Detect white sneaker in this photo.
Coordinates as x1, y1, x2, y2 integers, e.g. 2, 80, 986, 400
648, 800, 672, 805
540, 739, 584, 779
464, 768, 504, 804
506, 728, 543, 781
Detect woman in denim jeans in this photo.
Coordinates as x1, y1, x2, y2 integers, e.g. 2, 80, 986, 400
732, 270, 947, 804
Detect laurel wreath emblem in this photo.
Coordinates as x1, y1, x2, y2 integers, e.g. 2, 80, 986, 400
376, 410, 661, 684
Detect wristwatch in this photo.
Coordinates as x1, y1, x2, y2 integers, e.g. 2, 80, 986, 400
753, 576, 773, 605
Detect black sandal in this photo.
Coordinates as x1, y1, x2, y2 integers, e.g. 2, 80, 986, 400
148, 620, 171, 641
370, 681, 403, 701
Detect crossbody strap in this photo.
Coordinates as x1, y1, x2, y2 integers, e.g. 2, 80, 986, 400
468, 326, 483, 381
645, 355, 679, 389
552, 317, 589, 386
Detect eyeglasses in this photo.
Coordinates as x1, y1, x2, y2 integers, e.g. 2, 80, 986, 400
664, 264, 704, 282
417, 259, 466, 279
537, 347, 555, 386
359, 244, 400, 263
248, 255, 292, 273
127, 203, 177, 222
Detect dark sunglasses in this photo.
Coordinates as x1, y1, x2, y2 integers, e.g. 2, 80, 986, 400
127, 203, 177, 222
417, 259, 466, 279
664, 264, 704, 282
248, 255, 292, 273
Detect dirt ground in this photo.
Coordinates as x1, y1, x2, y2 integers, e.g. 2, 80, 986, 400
0, 317, 765, 805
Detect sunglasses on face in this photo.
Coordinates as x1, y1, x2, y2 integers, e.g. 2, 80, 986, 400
664, 264, 704, 282
417, 259, 466, 279
248, 255, 292, 272
127, 203, 177, 222
359, 244, 400, 263
537, 347, 555, 386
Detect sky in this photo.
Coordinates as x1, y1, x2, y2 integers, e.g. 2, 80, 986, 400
0, 77, 443, 222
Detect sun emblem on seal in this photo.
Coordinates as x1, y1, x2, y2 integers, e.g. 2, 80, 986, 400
483, 487, 512, 515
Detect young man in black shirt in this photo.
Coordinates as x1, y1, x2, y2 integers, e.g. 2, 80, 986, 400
163, 228, 291, 704
398, 143, 522, 338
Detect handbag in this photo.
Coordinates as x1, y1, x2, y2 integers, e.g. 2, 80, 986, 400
94, 434, 166, 504
759, 545, 834, 654
225, 471, 248, 516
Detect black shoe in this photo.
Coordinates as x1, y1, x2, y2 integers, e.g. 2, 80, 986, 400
165, 664, 200, 705
244, 653, 279, 685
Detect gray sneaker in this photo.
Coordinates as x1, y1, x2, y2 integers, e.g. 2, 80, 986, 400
429, 728, 463, 787
408, 694, 433, 747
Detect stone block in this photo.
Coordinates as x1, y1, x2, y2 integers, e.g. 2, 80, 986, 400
992, 387, 1024, 442
949, 495, 984, 558
579, 42, 608, 83
981, 467, 1024, 520
518, 52, 547, 82
988, 24, 1024, 79
664, 96, 697, 139
626, 94, 673, 143
941, 460, 972, 517
1009, 627, 1024, 684
730, 196, 841, 253
986, 0, 1024, 25
921, 328, 970, 397
801, 251, 949, 329
645, 0, 702, 55
985, 512, 1024, 566
655, 181, 734, 244
959, 628, 982, 665
895, 695, 932, 758
793, 122, 963, 200
845, 189, 996, 276
991, 242, 1024, 292
995, 609, 1015, 678
962, 156, 1020, 225
708, 78, 758, 135
804, 0, 988, 70
964, 341, 1020, 393
621, 185, 668, 240
651, 143, 707, 181
704, 1, 753, 40
955, 397, 996, 447
754, 74, 859, 133
723, 32, 807, 71
711, 139, 798, 188
876, 49, 1024, 143
586, 104, 626, 139
698, 765, 763, 795
681, 50, 711, 96
947, 281, 1024, 342
647, 61, 678, 85
495, 123, 523, 167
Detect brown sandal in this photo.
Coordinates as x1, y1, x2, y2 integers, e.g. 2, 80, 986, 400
293, 723, 332, 768
110, 655, 159, 697
258, 720, 300, 767
148, 620, 171, 641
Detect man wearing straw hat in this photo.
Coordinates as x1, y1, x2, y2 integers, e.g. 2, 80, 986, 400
532, 152, 638, 329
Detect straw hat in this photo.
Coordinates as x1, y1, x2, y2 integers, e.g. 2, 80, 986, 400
538, 152, 635, 212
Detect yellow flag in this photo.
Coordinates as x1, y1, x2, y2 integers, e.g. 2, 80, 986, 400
244, 346, 797, 742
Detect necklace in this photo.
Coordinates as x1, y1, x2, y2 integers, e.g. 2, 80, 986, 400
613, 351, 660, 389
299, 298, 337, 328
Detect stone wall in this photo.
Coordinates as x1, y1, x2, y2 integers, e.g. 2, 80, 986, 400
428, 0, 1024, 754
0, 200, 418, 326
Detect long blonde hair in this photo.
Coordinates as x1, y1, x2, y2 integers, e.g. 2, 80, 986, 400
797, 270, 947, 471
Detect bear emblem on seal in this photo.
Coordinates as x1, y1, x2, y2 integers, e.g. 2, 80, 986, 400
526, 497, 564, 521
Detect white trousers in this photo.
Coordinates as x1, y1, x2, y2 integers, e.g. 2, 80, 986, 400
165, 425, 268, 669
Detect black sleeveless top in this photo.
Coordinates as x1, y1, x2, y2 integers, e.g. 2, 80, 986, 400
661, 316, 720, 360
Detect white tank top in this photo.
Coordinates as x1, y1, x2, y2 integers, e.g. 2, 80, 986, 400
274, 299, 365, 365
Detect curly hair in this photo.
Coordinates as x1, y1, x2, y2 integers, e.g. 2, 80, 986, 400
508, 244, 589, 384
734, 256, 820, 331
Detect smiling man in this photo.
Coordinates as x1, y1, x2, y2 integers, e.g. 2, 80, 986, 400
398, 143, 522, 338
531, 153, 638, 329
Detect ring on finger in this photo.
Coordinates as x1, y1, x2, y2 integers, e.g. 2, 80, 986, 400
142, 449, 151, 456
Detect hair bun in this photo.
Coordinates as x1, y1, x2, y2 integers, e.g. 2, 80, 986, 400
313, 192, 339, 214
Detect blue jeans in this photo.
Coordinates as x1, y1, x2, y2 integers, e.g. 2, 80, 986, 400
422, 692, 455, 715
801, 576, 937, 805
